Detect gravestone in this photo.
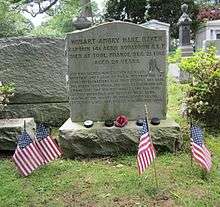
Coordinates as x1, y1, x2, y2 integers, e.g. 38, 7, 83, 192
59, 22, 182, 157
0, 38, 69, 126
177, 4, 193, 56
141, 19, 170, 53
178, 4, 193, 83
67, 22, 167, 121
0, 118, 36, 150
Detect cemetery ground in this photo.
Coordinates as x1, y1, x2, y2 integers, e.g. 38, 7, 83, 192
0, 78, 220, 207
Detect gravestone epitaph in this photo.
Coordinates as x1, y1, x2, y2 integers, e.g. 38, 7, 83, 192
66, 22, 167, 122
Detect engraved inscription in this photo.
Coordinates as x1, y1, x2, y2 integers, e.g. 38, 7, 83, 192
68, 35, 166, 65
70, 70, 164, 104
67, 22, 167, 121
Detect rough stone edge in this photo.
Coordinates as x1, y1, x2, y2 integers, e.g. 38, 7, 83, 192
59, 118, 182, 158
0, 118, 36, 150
0, 102, 70, 127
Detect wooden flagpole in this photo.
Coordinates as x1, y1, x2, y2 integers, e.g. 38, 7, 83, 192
189, 121, 193, 168
23, 120, 26, 131
144, 104, 159, 189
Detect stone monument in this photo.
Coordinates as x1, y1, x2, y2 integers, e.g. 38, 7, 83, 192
73, 0, 93, 30
59, 22, 182, 157
178, 4, 193, 83
178, 4, 193, 57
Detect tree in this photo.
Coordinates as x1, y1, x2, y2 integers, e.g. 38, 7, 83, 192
30, 0, 80, 37
0, 0, 32, 38
10, 0, 59, 17
147, 0, 199, 39
104, 0, 200, 39
104, 0, 148, 24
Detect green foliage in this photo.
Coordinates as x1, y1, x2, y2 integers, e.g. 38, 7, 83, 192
179, 47, 220, 126
0, 82, 15, 111
1, 79, 220, 206
31, 0, 79, 37
0, 0, 32, 38
1, 137, 220, 207
148, 0, 199, 39
168, 49, 182, 64
104, 0, 147, 23
104, 0, 199, 39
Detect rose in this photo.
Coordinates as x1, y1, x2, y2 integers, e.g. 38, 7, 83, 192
115, 115, 128, 127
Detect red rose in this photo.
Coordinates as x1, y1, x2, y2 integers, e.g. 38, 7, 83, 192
115, 115, 128, 127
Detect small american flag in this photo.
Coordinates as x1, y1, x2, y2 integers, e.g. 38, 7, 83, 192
137, 119, 156, 174
12, 131, 45, 176
36, 124, 62, 163
191, 125, 212, 172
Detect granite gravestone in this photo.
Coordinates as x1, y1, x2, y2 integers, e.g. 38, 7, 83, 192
66, 21, 167, 122
60, 22, 182, 157
0, 38, 69, 126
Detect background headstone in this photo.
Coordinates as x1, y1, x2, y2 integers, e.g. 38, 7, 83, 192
0, 37, 69, 126
66, 22, 167, 122
141, 19, 170, 54
178, 4, 193, 57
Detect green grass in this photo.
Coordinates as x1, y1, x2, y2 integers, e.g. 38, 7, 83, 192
0, 77, 220, 207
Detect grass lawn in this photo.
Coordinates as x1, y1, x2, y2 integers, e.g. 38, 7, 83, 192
0, 78, 220, 207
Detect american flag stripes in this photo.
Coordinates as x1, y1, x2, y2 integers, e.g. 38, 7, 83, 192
190, 125, 212, 172
36, 124, 62, 163
137, 119, 156, 174
12, 131, 45, 176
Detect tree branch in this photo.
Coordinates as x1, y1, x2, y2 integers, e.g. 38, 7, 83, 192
22, 0, 59, 17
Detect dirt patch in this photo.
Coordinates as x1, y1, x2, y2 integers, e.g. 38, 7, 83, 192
189, 186, 207, 199
151, 192, 179, 207
113, 196, 142, 207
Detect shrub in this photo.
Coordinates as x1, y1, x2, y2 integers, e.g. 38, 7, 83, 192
179, 47, 220, 127
0, 82, 15, 111
168, 49, 181, 64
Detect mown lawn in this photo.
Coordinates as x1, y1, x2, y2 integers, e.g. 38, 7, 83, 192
0, 78, 220, 207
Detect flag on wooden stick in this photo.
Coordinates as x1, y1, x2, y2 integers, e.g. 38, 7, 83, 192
190, 125, 212, 172
12, 130, 45, 176
36, 124, 62, 163
137, 118, 156, 174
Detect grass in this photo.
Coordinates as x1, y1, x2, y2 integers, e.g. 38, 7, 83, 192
0, 77, 220, 207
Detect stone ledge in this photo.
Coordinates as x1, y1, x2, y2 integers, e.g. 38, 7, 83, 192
59, 118, 182, 158
0, 102, 70, 127
0, 118, 36, 150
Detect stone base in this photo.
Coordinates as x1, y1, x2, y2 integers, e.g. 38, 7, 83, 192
0, 102, 69, 127
59, 118, 182, 158
179, 45, 194, 57
0, 118, 36, 151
